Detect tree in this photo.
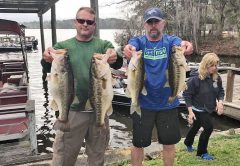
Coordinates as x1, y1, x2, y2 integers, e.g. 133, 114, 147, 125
211, 0, 228, 38
226, 0, 240, 48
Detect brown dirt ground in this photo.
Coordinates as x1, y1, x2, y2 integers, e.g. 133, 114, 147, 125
197, 37, 240, 56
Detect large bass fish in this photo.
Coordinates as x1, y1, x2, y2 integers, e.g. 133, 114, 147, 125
126, 51, 146, 115
89, 54, 113, 127
168, 46, 189, 103
48, 49, 74, 131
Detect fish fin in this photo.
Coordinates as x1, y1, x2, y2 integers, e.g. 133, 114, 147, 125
168, 96, 176, 103
164, 79, 170, 87
164, 70, 170, 87
111, 77, 117, 86
72, 96, 80, 105
125, 88, 131, 98
53, 120, 70, 132
98, 67, 109, 79
102, 79, 107, 89
107, 105, 113, 116
85, 99, 93, 111
141, 86, 147, 96
50, 100, 58, 112
102, 53, 110, 62
97, 122, 106, 128
183, 64, 190, 71
130, 104, 141, 116
46, 73, 51, 81
183, 83, 188, 90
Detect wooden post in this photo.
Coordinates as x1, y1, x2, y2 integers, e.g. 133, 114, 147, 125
26, 100, 38, 155
51, 5, 57, 46
90, 0, 99, 38
225, 64, 235, 102
39, 14, 45, 53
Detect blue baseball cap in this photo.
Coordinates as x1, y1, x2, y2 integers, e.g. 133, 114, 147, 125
144, 7, 164, 23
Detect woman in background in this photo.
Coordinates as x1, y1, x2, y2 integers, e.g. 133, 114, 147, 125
183, 52, 225, 160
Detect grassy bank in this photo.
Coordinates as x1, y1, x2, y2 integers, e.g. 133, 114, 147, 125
110, 133, 240, 166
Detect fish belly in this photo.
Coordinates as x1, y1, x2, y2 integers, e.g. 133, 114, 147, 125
90, 59, 113, 126
126, 54, 144, 115
168, 47, 187, 103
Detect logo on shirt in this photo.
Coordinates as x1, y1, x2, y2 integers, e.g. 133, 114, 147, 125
144, 47, 167, 60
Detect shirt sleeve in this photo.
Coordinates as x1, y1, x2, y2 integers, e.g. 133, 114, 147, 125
169, 35, 182, 46
128, 37, 140, 50
41, 41, 65, 72
41, 58, 52, 73
110, 53, 123, 70
102, 40, 123, 70
103, 40, 114, 52
53, 42, 64, 49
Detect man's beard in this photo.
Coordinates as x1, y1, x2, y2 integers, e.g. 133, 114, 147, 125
148, 30, 161, 39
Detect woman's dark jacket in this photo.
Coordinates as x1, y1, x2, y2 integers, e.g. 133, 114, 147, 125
183, 69, 225, 113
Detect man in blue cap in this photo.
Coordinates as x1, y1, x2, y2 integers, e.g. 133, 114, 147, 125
124, 7, 193, 166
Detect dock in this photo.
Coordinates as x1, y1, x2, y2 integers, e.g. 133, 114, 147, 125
0, 100, 37, 166
220, 65, 240, 121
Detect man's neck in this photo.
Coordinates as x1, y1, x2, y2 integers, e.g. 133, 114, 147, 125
146, 34, 163, 42
75, 35, 94, 42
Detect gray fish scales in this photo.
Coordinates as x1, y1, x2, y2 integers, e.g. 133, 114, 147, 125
48, 49, 74, 131
168, 46, 189, 103
126, 51, 146, 115
89, 54, 113, 127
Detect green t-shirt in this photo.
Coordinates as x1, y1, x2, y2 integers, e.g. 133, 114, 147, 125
54, 37, 114, 111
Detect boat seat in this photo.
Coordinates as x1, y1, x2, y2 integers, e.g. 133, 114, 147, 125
1, 63, 25, 72
0, 103, 26, 115
0, 115, 29, 141
0, 90, 28, 105
7, 77, 21, 85
1, 71, 24, 83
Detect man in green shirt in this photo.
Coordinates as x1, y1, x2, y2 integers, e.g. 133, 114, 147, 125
42, 7, 122, 166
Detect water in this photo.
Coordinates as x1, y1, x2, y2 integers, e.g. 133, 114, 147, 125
4, 29, 240, 154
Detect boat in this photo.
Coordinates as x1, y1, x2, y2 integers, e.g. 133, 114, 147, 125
0, 24, 38, 52
0, 19, 37, 164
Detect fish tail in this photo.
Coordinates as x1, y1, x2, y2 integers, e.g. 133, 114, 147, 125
53, 120, 70, 132
96, 123, 106, 128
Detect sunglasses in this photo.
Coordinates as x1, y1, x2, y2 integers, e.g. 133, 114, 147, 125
146, 19, 161, 24
76, 19, 95, 25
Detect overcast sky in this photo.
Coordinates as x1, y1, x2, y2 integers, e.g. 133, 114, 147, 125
0, 0, 129, 22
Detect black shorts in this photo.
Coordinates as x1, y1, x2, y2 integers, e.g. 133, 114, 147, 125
131, 108, 181, 148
